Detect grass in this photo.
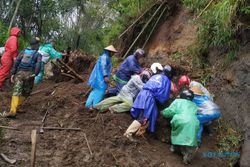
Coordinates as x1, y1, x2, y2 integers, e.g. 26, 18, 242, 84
182, 0, 247, 65
215, 119, 243, 166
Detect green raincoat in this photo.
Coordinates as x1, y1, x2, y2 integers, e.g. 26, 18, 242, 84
162, 99, 199, 147
34, 43, 62, 84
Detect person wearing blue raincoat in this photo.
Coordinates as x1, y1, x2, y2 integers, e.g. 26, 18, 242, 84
190, 86, 221, 144
34, 40, 64, 84
124, 64, 175, 140
108, 48, 144, 96
85, 45, 118, 109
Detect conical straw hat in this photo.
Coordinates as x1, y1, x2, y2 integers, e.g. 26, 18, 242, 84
190, 86, 204, 95
104, 45, 118, 53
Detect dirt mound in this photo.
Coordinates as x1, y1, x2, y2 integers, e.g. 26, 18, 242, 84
0, 80, 226, 167
67, 51, 96, 74
209, 43, 250, 167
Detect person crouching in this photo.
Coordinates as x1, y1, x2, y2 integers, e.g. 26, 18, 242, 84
161, 89, 199, 164
2, 37, 42, 118
95, 69, 152, 113
124, 63, 175, 140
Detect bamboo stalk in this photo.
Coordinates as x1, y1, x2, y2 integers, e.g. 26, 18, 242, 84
0, 125, 19, 130
142, 4, 168, 48
0, 153, 16, 164
8, 0, 22, 30
61, 72, 76, 79
196, 0, 214, 19
31, 85, 58, 96
31, 130, 37, 167
57, 59, 85, 82
43, 127, 81, 131
122, 1, 166, 59
83, 133, 93, 156
118, 1, 160, 38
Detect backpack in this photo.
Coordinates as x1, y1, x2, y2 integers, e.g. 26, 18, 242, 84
20, 49, 37, 68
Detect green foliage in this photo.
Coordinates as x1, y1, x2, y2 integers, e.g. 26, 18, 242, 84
182, 0, 209, 13
241, 5, 250, 14
216, 120, 243, 165
103, 0, 155, 48
0, 22, 8, 46
171, 51, 184, 60
183, 0, 246, 63
200, 73, 211, 86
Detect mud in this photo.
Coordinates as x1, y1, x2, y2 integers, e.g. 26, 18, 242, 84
0, 80, 226, 167
209, 43, 250, 167
0, 3, 245, 167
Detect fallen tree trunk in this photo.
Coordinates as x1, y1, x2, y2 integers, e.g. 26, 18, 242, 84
56, 59, 85, 82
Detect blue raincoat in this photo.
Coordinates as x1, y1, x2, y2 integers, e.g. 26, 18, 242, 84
86, 50, 112, 108
109, 55, 142, 95
193, 95, 221, 143
130, 73, 171, 133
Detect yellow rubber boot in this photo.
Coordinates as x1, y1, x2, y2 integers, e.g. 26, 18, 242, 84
3, 96, 20, 118
17, 96, 26, 113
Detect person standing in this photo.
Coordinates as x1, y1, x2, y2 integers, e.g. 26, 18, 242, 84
34, 39, 64, 84
0, 27, 21, 90
108, 48, 145, 95
85, 45, 118, 110
2, 37, 42, 118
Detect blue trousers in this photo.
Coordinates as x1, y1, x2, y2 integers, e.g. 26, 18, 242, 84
197, 112, 221, 143
34, 62, 45, 84
85, 88, 106, 108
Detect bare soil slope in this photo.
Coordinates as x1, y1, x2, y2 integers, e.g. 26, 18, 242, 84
0, 80, 225, 167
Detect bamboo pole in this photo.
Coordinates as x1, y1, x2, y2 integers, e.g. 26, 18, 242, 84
122, 1, 166, 59
8, 0, 22, 30
30, 130, 37, 167
142, 4, 168, 48
0, 125, 19, 130
83, 133, 93, 156
118, 1, 159, 39
57, 59, 85, 82
196, 0, 214, 19
43, 127, 81, 131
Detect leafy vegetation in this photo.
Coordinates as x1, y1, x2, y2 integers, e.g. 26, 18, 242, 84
182, 0, 249, 66
216, 120, 243, 166
0, 0, 155, 54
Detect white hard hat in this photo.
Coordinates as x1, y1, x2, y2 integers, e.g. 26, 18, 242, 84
150, 63, 163, 74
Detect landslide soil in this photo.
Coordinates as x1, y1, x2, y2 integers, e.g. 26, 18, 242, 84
0, 5, 228, 167
0, 80, 225, 167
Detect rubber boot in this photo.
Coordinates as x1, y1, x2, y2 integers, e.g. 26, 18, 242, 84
2, 96, 20, 118
124, 120, 141, 141
17, 96, 26, 113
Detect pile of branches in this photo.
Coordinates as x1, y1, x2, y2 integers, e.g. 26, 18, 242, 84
52, 50, 96, 83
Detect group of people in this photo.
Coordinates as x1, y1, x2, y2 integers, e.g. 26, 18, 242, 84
0, 27, 64, 118
85, 46, 221, 164
0, 27, 222, 164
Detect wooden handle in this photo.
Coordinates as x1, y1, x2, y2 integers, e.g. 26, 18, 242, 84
31, 130, 37, 167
